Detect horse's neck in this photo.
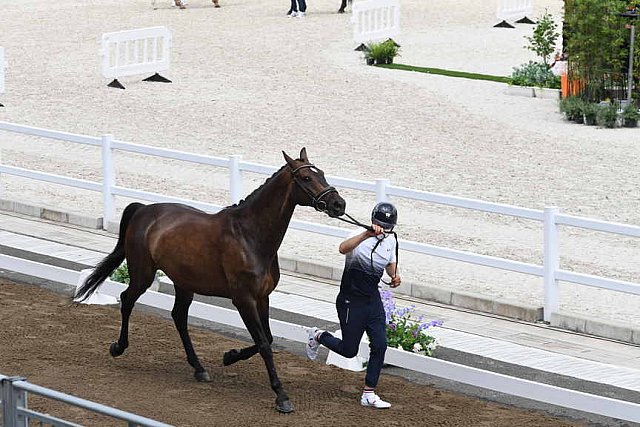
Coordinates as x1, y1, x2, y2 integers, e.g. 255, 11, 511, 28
239, 170, 296, 255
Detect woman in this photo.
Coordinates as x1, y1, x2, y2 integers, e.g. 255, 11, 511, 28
306, 202, 401, 409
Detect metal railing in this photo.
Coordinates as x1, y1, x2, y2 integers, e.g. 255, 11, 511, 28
1, 121, 639, 321
0, 374, 172, 427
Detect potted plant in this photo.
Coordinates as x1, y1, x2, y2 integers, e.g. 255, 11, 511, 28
596, 102, 619, 128
364, 40, 400, 65
559, 96, 582, 122
581, 102, 598, 125
622, 103, 639, 127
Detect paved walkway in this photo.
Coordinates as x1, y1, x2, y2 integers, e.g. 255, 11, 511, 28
1, 211, 640, 410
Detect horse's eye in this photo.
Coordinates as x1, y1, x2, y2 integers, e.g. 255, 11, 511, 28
303, 176, 312, 182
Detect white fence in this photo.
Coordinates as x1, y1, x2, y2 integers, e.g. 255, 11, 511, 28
0, 121, 639, 323
1, 255, 639, 424
0, 373, 170, 427
496, 0, 533, 23
0, 47, 5, 100
351, 0, 400, 44
100, 26, 172, 80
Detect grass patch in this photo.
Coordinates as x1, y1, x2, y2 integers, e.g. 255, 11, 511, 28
376, 63, 511, 84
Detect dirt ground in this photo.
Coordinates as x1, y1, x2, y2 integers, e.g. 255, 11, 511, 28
0, 280, 585, 427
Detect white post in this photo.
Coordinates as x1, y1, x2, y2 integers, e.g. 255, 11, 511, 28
1, 376, 27, 427
229, 154, 243, 204
375, 179, 390, 203
543, 206, 560, 322
101, 134, 116, 229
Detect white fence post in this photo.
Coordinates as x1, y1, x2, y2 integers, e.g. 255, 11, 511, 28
543, 206, 560, 322
0, 46, 5, 106
375, 179, 389, 203
101, 134, 115, 229
229, 154, 243, 204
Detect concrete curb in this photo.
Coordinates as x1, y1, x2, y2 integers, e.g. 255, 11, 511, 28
3, 201, 639, 345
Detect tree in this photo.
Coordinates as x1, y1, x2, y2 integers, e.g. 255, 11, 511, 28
526, 11, 560, 67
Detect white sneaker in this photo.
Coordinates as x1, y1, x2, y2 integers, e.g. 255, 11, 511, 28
361, 392, 391, 409
296, 11, 306, 17
287, 10, 298, 17
306, 327, 321, 360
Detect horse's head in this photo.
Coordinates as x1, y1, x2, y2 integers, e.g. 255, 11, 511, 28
283, 148, 346, 218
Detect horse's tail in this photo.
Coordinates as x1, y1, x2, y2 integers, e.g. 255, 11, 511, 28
74, 202, 145, 302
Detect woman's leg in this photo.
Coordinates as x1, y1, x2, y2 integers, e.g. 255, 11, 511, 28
363, 297, 387, 388
318, 295, 367, 358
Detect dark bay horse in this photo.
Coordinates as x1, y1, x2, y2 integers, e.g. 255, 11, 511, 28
74, 148, 346, 413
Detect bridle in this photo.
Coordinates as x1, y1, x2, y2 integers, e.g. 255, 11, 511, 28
290, 163, 400, 285
289, 163, 339, 213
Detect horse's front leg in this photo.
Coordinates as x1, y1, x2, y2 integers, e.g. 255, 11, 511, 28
223, 296, 272, 366
212, 0, 220, 7
233, 297, 292, 413
338, 0, 347, 13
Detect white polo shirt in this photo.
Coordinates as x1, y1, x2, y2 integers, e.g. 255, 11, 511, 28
339, 229, 397, 297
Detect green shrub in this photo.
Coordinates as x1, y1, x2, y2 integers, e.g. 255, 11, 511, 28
525, 10, 560, 67
365, 39, 400, 65
510, 61, 560, 88
110, 261, 165, 285
559, 96, 583, 121
622, 103, 640, 121
581, 102, 599, 124
596, 103, 619, 128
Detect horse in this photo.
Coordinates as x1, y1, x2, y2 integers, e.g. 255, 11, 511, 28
74, 148, 346, 413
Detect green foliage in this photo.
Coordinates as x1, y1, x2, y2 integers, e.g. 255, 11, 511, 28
622, 102, 640, 120
559, 96, 584, 120
525, 11, 560, 67
110, 261, 164, 285
365, 39, 400, 65
564, 0, 630, 82
510, 61, 561, 88
596, 102, 619, 128
110, 261, 130, 285
580, 101, 599, 121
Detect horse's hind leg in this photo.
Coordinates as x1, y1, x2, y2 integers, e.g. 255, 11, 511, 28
172, 286, 210, 382
223, 296, 271, 366
338, 0, 347, 13
110, 261, 155, 358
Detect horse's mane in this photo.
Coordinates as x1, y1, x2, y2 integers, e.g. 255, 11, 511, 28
226, 164, 290, 210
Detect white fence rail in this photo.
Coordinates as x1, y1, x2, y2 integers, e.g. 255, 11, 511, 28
1, 121, 639, 322
496, 0, 533, 22
0, 373, 172, 427
351, 0, 400, 44
1, 255, 639, 424
100, 26, 172, 79
0, 47, 5, 99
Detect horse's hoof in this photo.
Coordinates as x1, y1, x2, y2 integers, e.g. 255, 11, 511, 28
109, 342, 124, 357
195, 371, 211, 382
338, 8, 345, 13
223, 349, 240, 366
276, 399, 294, 413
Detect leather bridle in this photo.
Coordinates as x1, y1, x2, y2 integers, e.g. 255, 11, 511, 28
289, 164, 338, 213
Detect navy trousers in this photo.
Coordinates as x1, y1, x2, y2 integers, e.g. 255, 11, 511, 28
289, 0, 306, 12
318, 292, 387, 388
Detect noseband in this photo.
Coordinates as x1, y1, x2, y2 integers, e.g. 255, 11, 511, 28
289, 164, 338, 212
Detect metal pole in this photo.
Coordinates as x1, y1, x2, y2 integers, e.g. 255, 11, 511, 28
628, 23, 635, 101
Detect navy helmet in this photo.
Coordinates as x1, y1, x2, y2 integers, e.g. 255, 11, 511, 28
371, 202, 397, 231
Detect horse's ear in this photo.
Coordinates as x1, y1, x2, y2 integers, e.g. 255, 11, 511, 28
299, 147, 308, 162
283, 150, 296, 167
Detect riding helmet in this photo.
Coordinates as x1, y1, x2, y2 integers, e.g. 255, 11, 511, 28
371, 202, 397, 231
